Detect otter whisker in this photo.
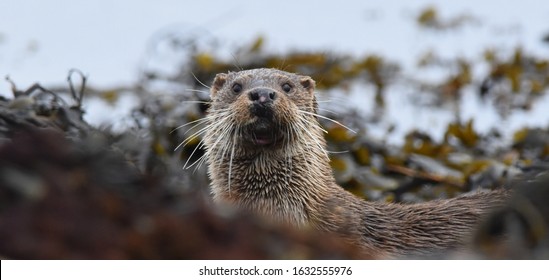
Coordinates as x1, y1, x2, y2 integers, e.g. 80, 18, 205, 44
216, 131, 233, 165
290, 121, 314, 154
187, 150, 209, 173
175, 116, 234, 170
170, 118, 208, 134
206, 123, 237, 182
170, 109, 230, 135
228, 140, 236, 195
315, 100, 334, 103
283, 125, 292, 188
194, 148, 210, 171
298, 110, 357, 134
179, 100, 211, 105
287, 150, 293, 188
300, 117, 328, 134
327, 150, 350, 154
175, 124, 210, 152
209, 117, 236, 163
180, 111, 231, 136
183, 88, 211, 95
175, 117, 230, 170
317, 107, 340, 116
230, 53, 244, 71
300, 118, 349, 155
181, 120, 210, 137
176, 111, 233, 151
190, 72, 211, 89
316, 96, 352, 105
182, 121, 229, 169
296, 120, 329, 160
183, 141, 205, 170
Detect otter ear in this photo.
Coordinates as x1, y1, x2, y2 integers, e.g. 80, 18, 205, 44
300, 76, 316, 95
211, 73, 228, 98
300, 76, 318, 113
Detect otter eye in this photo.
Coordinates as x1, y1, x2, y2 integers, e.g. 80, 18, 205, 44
282, 83, 292, 93
232, 83, 242, 94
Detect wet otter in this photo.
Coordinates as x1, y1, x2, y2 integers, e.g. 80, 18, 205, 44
202, 68, 508, 257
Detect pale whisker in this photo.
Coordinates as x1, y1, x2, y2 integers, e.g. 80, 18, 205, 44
298, 110, 357, 134
228, 140, 236, 196
183, 88, 211, 95
183, 139, 205, 169
317, 107, 340, 116
174, 124, 210, 152
300, 117, 328, 134
327, 150, 350, 154
297, 121, 329, 160
170, 118, 208, 134
190, 72, 211, 89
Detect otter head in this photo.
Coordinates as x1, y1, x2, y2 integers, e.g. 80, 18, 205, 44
208, 68, 317, 151
203, 69, 335, 226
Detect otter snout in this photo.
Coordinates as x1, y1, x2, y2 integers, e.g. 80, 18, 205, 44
249, 88, 276, 118
249, 88, 276, 104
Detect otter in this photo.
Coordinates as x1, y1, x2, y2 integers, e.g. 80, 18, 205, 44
201, 68, 508, 257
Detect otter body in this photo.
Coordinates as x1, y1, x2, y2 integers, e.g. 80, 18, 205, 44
203, 68, 507, 257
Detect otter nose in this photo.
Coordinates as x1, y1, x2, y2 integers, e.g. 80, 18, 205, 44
249, 88, 276, 118
249, 88, 276, 104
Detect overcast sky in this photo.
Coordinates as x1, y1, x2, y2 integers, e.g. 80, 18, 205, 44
1, 0, 546, 92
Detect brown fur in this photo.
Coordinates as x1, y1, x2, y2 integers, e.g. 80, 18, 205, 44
203, 68, 508, 257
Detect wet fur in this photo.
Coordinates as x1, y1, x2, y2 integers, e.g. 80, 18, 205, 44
201, 68, 508, 257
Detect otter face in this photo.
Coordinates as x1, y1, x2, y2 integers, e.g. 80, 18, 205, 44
208, 68, 316, 148
203, 69, 331, 225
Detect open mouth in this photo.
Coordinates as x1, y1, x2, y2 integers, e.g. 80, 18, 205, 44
246, 121, 283, 147
252, 130, 277, 146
